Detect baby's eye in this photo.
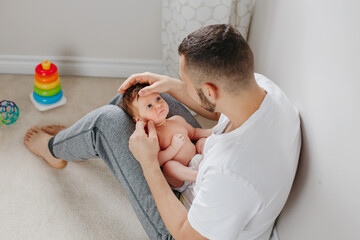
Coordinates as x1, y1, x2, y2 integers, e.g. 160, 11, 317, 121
146, 104, 152, 109
156, 97, 161, 101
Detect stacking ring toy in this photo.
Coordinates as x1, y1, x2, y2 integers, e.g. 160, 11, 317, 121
34, 77, 60, 90
30, 60, 66, 111
34, 84, 61, 97
35, 72, 59, 83
33, 90, 63, 104
35, 62, 57, 76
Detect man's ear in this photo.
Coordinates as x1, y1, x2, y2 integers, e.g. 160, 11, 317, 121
202, 83, 218, 103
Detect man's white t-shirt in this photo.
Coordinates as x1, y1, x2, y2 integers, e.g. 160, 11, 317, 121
182, 73, 301, 240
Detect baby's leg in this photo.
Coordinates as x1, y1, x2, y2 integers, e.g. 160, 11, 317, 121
162, 160, 197, 188
195, 138, 207, 154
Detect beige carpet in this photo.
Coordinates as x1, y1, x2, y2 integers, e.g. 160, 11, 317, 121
0, 74, 216, 240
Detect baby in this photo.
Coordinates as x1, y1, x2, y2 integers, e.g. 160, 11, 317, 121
119, 83, 212, 192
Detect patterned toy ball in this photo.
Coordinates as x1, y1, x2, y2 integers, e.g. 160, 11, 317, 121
0, 100, 19, 125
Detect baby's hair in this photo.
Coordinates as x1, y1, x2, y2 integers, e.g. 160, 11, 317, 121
118, 83, 150, 117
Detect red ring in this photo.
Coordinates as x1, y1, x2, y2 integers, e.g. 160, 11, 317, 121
35, 63, 58, 76
34, 72, 59, 83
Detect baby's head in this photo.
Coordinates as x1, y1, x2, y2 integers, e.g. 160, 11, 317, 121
119, 83, 169, 125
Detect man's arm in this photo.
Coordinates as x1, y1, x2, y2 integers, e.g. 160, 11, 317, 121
118, 72, 220, 121
129, 121, 208, 240
143, 165, 208, 240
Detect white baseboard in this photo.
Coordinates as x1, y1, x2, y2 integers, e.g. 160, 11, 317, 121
0, 55, 163, 78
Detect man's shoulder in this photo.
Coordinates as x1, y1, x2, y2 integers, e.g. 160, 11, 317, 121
255, 73, 299, 119
254, 73, 280, 95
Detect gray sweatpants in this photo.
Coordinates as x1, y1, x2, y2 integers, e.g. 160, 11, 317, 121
48, 93, 201, 240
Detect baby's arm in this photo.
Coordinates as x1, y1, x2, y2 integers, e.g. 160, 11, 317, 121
192, 127, 212, 140
169, 115, 212, 140
176, 116, 212, 140
158, 134, 185, 166
183, 117, 212, 154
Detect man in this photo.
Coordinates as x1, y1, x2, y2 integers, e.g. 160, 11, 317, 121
25, 24, 301, 239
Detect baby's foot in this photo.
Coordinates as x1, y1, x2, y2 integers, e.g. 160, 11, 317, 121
41, 125, 67, 136
24, 127, 67, 169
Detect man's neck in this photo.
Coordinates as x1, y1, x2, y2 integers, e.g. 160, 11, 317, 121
220, 85, 267, 133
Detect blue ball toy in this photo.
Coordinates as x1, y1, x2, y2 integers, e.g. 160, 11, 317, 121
0, 100, 19, 125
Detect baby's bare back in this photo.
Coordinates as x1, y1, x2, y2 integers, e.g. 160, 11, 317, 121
156, 116, 196, 166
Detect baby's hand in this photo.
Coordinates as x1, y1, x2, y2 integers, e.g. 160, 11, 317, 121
171, 133, 185, 151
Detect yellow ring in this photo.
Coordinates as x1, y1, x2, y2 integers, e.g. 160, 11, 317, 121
34, 78, 60, 90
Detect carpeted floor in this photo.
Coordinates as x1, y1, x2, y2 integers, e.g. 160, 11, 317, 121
0, 74, 216, 240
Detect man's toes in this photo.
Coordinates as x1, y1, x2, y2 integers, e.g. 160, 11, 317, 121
24, 127, 42, 142
46, 126, 57, 131
27, 128, 36, 135
24, 134, 30, 141
41, 126, 49, 134
24, 133, 33, 145
41, 125, 67, 135
31, 127, 41, 133
27, 129, 37, 136
25, 129, 34, 138
41, 125, 51, 131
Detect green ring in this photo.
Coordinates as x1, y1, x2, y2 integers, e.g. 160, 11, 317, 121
34, 84, 61, 97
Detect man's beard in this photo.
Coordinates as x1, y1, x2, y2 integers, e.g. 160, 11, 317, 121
197, 89, 216, 112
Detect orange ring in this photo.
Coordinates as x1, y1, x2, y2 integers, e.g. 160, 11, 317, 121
34, 78, 60, 90
34, 72, 59, 83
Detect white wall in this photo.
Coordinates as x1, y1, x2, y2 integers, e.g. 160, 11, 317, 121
248, 0, 360, 239
0, 0, 162, 76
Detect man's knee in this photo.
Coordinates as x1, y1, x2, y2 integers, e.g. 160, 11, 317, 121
98, 105, 129, 121
95, 105, 134, 134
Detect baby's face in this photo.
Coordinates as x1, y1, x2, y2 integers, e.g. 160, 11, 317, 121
132, 93, 169, 124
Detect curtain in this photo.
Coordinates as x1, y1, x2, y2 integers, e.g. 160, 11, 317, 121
162, 0, 256, 77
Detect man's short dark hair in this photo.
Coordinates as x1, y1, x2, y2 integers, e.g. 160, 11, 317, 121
178, 24, 254, 93
118, 83, 149, 117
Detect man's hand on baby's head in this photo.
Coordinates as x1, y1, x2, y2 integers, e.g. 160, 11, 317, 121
118, 72, 178, 95
119, 72, 159, 94
170, 133, 185, 151
118, 73, 149, 93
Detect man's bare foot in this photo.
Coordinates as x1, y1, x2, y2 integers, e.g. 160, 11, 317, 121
41, 125, 83, 163
24, 127, 67, 169
41, 125, 67, 136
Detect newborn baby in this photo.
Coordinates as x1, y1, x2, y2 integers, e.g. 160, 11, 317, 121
119, 83, 212, 192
